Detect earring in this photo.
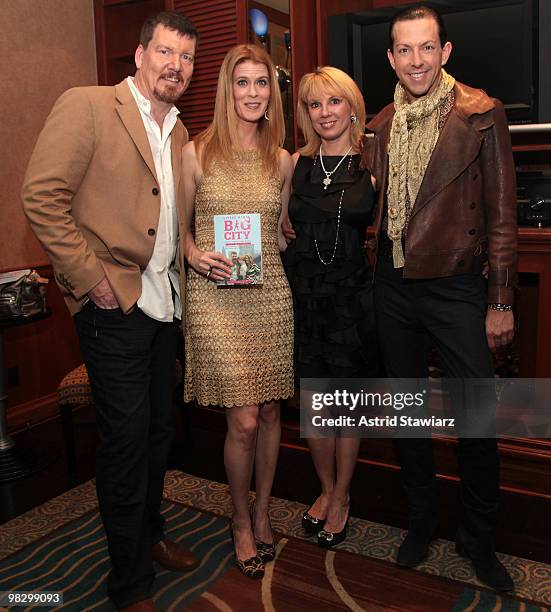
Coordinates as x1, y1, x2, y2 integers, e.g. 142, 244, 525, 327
264, 110, 270, 121
350, 114, 358, 124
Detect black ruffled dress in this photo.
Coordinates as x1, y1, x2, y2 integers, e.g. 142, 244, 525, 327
284, 154, 379, 380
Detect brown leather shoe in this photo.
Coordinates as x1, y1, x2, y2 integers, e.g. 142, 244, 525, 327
152, 538, 200, 572
118, 598, 157, 611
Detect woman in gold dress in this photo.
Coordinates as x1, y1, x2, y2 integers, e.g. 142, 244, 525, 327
181, 44, 294, 579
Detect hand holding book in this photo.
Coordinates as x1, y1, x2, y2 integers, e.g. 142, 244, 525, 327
188, 247, 233, 282
214, 214, 263, 286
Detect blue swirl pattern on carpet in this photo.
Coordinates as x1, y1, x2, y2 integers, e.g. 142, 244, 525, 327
454, 587, 548, 611
0, 502, 233, 611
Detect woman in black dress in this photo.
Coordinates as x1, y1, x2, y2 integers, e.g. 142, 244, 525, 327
283, 66, 378, 547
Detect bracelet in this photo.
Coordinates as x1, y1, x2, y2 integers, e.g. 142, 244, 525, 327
488, 303, 513, 312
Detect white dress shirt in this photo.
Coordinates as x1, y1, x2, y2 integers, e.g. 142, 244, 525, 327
127, 76, 181, 322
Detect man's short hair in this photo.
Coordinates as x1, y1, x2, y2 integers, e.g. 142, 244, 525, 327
140, 11, 198, 48
389, 4, 448, 49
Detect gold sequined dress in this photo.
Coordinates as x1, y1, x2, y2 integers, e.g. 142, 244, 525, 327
184, 151, 294, 407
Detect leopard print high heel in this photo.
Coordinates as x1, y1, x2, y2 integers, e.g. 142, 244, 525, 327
251, 502, 276, 563
229, 520, 265, 579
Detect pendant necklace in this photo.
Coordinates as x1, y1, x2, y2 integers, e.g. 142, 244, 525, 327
314, 155, 354, 266
319, 144, 353, 189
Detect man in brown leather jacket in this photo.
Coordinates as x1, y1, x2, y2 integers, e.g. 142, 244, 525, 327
362, 4, 517, 592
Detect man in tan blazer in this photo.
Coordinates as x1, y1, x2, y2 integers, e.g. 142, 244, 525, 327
22, 11, 199, 612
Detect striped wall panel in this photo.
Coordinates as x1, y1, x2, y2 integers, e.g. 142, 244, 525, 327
175, 0, 247, 137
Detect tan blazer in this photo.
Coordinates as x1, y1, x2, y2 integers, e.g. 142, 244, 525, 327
22, 79, 188, 316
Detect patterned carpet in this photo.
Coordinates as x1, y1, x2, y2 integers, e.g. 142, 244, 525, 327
0, 504, 232, 611
0, 470, 549, 611
162, 472, 550, 606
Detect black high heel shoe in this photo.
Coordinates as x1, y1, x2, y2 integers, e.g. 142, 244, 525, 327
251, 503, 276, 563
317, 521, 348, 548
317, 508, 349, 549
302, 510, 326, 535
229, 520, 264, 579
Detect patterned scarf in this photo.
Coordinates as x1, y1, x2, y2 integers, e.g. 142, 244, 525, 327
387, 69, 456, 268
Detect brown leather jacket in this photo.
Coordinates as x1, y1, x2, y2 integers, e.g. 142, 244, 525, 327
361, 81, 517, 305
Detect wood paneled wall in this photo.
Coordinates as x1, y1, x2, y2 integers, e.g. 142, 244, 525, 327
289, 0, 317, 146
94, 0, 166, 85
2, 0, 97, 431
1, 0, 97, 272
175, 0, 248, 136
289, 0, 375, 144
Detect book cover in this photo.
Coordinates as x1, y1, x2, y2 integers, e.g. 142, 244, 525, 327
213, 213, 263, 286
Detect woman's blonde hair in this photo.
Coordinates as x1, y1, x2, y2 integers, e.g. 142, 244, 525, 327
296, 66, 366, 157
195, 44, 285, 175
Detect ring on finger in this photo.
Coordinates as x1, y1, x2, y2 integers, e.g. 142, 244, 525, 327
206, 265, 213, 279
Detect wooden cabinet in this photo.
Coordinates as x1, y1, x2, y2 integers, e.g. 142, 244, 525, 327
512, 135, 551, 378
94, 0, 167, 86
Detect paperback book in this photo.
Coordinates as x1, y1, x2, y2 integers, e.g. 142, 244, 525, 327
213, 213, 263, 286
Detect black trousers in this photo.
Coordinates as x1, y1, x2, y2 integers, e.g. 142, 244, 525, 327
74, 302, 178, 608
374, 255, 499, 557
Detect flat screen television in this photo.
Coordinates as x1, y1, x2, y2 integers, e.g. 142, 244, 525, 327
328, 0, 551, 123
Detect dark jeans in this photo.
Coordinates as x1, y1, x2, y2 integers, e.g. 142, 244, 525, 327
74, 302, 178, 608
374, 255, 499, 557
